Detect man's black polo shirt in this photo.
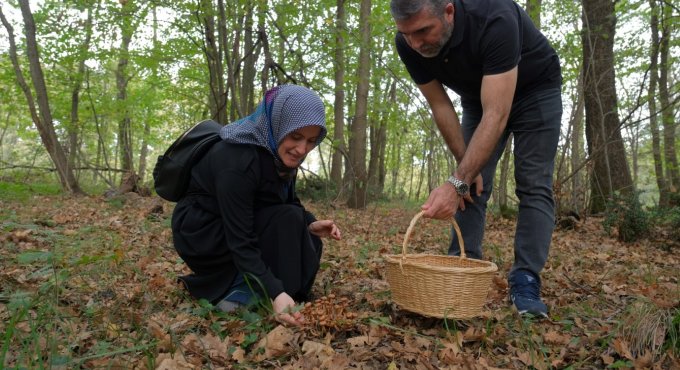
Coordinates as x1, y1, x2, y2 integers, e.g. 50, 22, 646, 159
396, 0, 561, 110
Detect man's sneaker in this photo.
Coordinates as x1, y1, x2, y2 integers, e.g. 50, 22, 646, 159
509, 270, 548, 318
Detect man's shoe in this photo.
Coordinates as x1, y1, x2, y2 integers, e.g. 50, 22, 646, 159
509, 270, 548, 318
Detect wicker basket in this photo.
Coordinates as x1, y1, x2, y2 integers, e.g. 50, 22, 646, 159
384, 211, 498, 319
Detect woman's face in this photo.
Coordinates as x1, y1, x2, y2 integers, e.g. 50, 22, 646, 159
277, 125, 322, 168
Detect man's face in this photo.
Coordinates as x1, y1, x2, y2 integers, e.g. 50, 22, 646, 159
395, 4, 454, 58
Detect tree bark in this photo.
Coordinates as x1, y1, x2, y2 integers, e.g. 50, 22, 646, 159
581, 0, 633, 212
330, 0, 347, 187
498, 137, 512, 211
378, 80, 395, 191
222, 2, 243, 121
368, 78, 391, 197
658, 1, 679, 200
240, 2, 258, 114
1, 2, 82, 194
525, 0, 542, 29
68, 5, 94, 177
648, 0, 667, 207
569, 67, 586, 213
347, 0, 371, 209
390, 131, 402, 196
201, 0, 227, 124
115, 0, 136, 175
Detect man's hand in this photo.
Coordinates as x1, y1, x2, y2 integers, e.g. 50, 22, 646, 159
472, 174, 483, 197
308, 220, 342, 240
421, 183, 462, 220
421, 174, 483, 220
272, 292, 304, 326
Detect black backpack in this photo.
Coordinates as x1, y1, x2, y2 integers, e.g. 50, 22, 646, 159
152, 119, 223, 201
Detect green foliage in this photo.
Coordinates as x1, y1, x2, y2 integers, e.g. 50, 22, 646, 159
296, 175, 338, 202
664, 308, 680, 356
499, 204, 518, 220
652, 206, 680, 247
0, 180, 62, 201
602, 192, 650, 242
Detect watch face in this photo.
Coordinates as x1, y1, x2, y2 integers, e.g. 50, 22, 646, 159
447, 176, 469, 195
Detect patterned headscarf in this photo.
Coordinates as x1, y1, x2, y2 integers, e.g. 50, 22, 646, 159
220, 85, 327, 173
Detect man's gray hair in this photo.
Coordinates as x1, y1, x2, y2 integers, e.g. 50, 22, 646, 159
390, 0, 452, 21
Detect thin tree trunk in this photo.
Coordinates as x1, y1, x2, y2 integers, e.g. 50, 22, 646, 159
347, 0, 371, 209
390, 132, 402, 196
570, 67, 586, 212
368, 77, 388, 195
648, 0, 666, 206
499, 137, 512, 210
659, 1, 679, 199
223, 4, 243, 121
201, 0, 226, 124
426, 120, 436, 193
68, 5, 94, 177
330, 0, 347, 187
378, 81, 395, 191
116, 0, 136, 175
416, 146, 427, 199
408, 149, 415, 200
1, 2, 82, 194
241, 2, 257, 114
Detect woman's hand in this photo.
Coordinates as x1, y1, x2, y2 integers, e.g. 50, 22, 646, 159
272, 292, 304, 326
308, 220, 342, 240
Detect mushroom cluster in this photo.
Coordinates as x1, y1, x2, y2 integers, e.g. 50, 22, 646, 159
300, 294, 358, 333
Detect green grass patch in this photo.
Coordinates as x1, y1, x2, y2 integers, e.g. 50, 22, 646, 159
0, 181, 62, 201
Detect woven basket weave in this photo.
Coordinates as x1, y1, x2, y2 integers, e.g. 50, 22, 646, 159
384, 211, 498, 319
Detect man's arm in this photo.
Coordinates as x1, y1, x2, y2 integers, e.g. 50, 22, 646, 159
454, 67, 517, 185
419, 67, 517, 220
417, 80, 466, 162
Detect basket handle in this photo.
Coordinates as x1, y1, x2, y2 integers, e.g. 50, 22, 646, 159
401, 211, 466, 259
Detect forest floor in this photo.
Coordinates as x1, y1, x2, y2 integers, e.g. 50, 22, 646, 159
1, 190, 679, 369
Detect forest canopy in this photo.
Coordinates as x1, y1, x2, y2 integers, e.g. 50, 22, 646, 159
0, 0, 678, 214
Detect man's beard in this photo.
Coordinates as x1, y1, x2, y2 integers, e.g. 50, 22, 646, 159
416, 19, 454, 58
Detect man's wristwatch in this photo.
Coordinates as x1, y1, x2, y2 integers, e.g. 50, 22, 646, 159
446, 175, 469, 196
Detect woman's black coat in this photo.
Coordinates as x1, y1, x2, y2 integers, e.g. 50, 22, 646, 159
171, 141, 320, 304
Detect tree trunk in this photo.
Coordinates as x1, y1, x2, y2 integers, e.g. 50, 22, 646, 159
221, 2, 242, 121
201, 0, 227, 124
426, 121, 436, 193
498, 137, 512, 210
347, 0, 371, 209
658, 1, 679, 200
68, 5, 94, 177
525, 0, 542, 29
581, 0, 633, 213
390, 131, 402, 196
116, 0, 136, 175
1, 2, 82, 194
648, 0, 667, 207
407, 148, 415, 200
378, 81, 395, 191
368, 78, 391, 197
416, 145, 428, 199
570, 67, 586, 213
330, 0, 347, 187
240, 2, 257, 114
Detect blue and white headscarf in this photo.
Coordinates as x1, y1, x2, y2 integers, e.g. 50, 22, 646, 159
220, 85, 327, 172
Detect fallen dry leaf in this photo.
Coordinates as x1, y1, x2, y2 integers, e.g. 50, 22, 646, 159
254, 325, 296, 361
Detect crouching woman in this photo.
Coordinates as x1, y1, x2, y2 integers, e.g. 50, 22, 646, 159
171, 85, 341, 326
